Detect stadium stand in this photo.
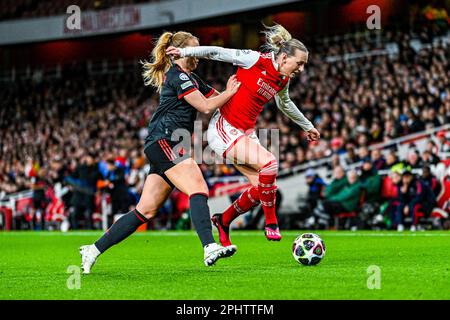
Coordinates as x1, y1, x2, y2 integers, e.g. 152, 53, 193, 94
0, 0, 153, 21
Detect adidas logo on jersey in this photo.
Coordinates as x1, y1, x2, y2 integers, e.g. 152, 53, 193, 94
261, 70, 267, 75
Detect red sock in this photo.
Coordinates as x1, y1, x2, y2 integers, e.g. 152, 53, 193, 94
258, 160, 278, 226
222, 186, 260, 226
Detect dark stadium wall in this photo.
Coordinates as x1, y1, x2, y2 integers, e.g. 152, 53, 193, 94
1, 26, 233, 69
1, 32, 152, 68
323, 0, 407, 33
271, 12, 307, 39
190, 25, 231, 47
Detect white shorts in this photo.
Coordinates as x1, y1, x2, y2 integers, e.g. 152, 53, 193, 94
207, 110, 260, 158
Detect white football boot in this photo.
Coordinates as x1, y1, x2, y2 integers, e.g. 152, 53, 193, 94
203, 243, 237, 266
79, 244, 101, 274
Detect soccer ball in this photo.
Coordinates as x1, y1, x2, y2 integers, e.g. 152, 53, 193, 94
292, 233, 326, 266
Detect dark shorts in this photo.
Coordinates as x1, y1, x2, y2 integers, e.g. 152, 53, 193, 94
144, 138, 189, 189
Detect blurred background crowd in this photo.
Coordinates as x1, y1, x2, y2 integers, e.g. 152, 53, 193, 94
0, 0, 449, 231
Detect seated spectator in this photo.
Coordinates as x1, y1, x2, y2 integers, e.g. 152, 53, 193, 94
381, 163, 403, 230
432, 168, 450, 229
425, 140, 439, 154
385, 149, 401, 169
436, 130, 450, 153
305, 168, 326, 211
397, 166, 437, 231
370, 120, 383, 143
358, 146, 370, 162
344, 146, 360, 167
359, 158, 382, 223
406, 150, 424, 169
421, 166, 441, 197
328, 154, 342, 170
311, 170, 362, 228
422, 149, 441, 166
371, 149, 387, 170
381, 164, 403, 200
324, 165, 348, 198
330, 137, 345, 155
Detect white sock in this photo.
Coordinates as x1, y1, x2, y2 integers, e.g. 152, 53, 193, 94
91, 244, 101, 257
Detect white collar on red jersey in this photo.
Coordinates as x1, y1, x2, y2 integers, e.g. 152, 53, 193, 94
271, 51, 279, 70
271, 51, 287, 80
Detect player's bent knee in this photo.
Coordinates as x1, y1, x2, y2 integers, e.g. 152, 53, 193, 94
188, 186, 209, 198
250, 180, 259, 188
136, 203, 158, 219
139, 208, 158, 220
187, 178, 209, 197
143, 210, 157, 220
246, 174, 259, 187
186, 175, 209, 197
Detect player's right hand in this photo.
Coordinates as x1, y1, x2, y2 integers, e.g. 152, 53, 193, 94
305, 128, 320, 141
225, 75, 241, 95
166, 46, 182, 59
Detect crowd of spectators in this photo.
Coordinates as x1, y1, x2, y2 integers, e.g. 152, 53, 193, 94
0, 21, 449, 230
304, 144, 450, 231
0, 65, 155, 229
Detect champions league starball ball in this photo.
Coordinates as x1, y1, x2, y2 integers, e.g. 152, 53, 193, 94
292, 233, 326, 266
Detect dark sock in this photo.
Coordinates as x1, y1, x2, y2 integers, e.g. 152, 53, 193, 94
189, 193, 215, 247
94, 209, 148, 253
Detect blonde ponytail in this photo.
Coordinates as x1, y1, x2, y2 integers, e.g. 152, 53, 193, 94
141, 32, 173, 92
262, 23, 292, 52
141, 31, 197, 92
262, 23, 308, 56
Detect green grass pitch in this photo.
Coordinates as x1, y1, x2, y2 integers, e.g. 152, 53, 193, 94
1, 230, 449, 300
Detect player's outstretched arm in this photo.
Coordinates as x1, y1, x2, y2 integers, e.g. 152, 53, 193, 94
166, 46, 259, 69
184, 75, 241, 114
275, 83, 320, 142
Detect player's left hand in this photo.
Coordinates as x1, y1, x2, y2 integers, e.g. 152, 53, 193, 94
225, 75, 241, 95
166, 46, 182, 59
305, 128, 320, 141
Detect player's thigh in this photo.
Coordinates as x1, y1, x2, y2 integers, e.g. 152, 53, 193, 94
164, 157, 209, 196
136, 174, 173, 219
226, 136, 276, 171
234, 164, 259, 187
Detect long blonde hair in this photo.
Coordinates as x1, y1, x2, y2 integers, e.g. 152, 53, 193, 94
141, 31, 197, 92
261, 23, 308, 56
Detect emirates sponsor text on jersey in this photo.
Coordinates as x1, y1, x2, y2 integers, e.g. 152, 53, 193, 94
257, 78, 278, 100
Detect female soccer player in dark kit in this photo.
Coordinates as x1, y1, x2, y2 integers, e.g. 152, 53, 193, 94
80, 31, 241, 273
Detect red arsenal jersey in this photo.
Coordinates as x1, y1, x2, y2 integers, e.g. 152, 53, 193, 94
220, 52, 289, 132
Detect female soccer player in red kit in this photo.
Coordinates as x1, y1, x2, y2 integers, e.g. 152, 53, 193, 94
167, 24, 320, 244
